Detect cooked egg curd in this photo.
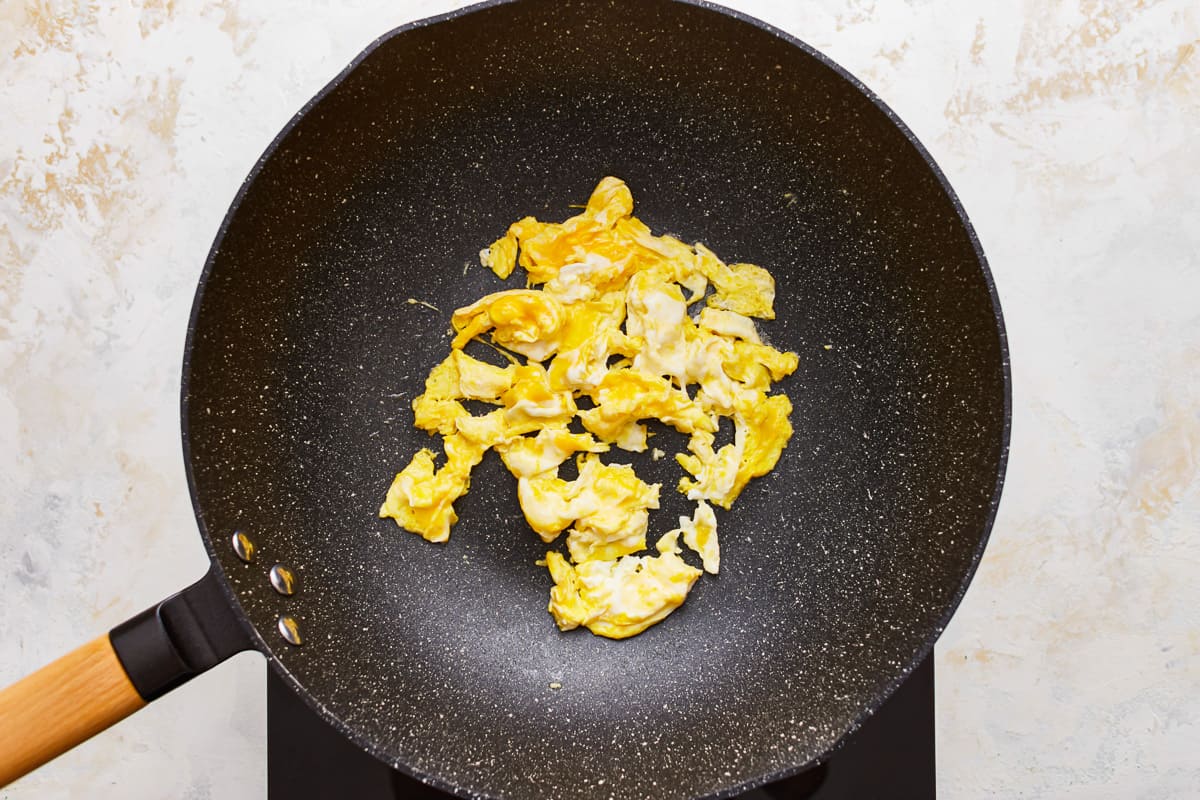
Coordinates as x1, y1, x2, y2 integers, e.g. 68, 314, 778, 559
380, 177, 798, 638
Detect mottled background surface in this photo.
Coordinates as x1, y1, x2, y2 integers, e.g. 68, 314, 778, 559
1, 1, 1197, 798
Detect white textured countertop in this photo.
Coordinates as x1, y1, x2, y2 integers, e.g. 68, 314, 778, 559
2, 1, 1198, 797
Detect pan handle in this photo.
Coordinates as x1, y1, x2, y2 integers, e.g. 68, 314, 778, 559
0, 567, 253, 788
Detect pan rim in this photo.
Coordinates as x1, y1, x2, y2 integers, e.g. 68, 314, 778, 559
179, 0, 1013, 797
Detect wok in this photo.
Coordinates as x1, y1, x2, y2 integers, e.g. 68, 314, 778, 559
0, 0, 1010, 797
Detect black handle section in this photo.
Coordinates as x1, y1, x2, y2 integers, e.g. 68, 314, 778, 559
109, 567, 254, 701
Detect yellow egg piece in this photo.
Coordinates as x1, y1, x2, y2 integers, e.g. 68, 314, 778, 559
379, 432, 487, 543
695, 243, 777, 320
501, 363, 576, 431
544, 549, 701, 639
514, 454, 660, 561
496, 427, 608, 479
680, 500, 720, 574
579, 368, 714, 450
451, 290, 566, 361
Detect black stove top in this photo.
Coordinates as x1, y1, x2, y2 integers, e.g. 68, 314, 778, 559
266, 654, 933, 799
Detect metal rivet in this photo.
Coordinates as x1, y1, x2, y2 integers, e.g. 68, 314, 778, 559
231, 531, 256, 563
277, 615, 303, 646
269, 564, 297, 596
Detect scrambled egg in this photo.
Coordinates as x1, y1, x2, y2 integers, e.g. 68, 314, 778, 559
380, 177, 798, 638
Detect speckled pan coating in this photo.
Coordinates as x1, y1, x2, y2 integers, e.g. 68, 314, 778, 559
181, 1, 1011, 797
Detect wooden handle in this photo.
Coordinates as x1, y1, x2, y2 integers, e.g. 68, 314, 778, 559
0, 635, 146, 788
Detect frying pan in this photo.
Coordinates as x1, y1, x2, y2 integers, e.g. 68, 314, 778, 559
0, 0, 1010, 797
